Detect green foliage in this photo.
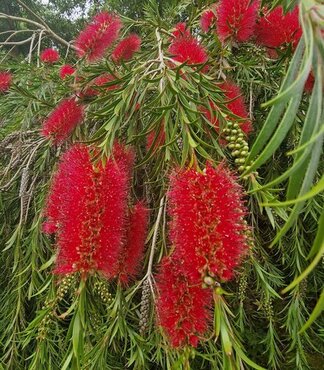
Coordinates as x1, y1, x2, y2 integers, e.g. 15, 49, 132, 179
0, 0, 323, 369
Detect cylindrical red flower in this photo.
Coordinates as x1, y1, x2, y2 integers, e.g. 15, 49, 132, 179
112, 34, 141, 63
255, 6, 301, 49
156, 255, 212, 348
116, 201, 149, 285
200, 9, 217, 33
0, 71, 12, 93
168, 164, 249, 281
75, 11, 122, 62
44, 143, 133, 277
59, 64, 76, 79
216, 0, 260, 43
201, 81, 252, 137
41, 98, 84, 144
40, 48, 60, 63
168, 31, 208, 65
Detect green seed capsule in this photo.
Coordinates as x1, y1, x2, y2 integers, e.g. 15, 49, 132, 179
231, 129, 238, 135
232, 150, 240, 156
243, 145, 249, 151
240, 150, 248, 157
228, 143, 235, 149
238, 166, 245, 172
237, 132, 244, 138
230, 136, 236, 141
225, 136, 231, 141
235, 143, 241, 149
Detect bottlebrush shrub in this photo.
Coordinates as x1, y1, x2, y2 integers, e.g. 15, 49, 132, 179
112, 34, 141, 63
255, 6, 301, 49
216, 0, 260, 43
0, 71, 12, 93
168, 164, 249, 281
41, 98, 84, 144
75, 11, 122, 62
40, 48, 60, 63
156, 255, 212, 348
43, 143, 134, 277
59, 64, 76, 79
168, 27, 208, 65
116, 201, 149, 285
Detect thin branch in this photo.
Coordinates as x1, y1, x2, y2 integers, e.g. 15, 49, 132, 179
16, 0, 48, 28
0, 13, 77, 50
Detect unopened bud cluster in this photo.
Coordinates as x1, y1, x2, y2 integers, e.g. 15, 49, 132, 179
238, 273, 248, 302
262, 298, 274, 321
139, 279, 150, 335
94, 281, 112, 304
224, 122, 250, 173
56, 274, 76, 301
37, 311, 53, 341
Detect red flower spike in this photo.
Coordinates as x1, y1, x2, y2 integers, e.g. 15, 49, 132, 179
201, 81, 252, 138
40, 48, 60, 63
0, 71, 12, 93
216, 0, 260, 43
220, 81, 252, 135
156, 255, 212, 348
45, 143, 132, 277
171, 22, 191, 38
59, 64, 76, 79
168, 164, 249, 281
168, 34, 208, 65
112, 34, 141, 63
200, 9, 217, 33
41, 98, 85, 144
81, 74, 119, 98
75, 11, 122, 62
255, 6, 301, 49
117, 202, 149, 285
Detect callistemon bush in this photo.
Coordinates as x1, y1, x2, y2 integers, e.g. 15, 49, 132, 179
43, 143, 134, 277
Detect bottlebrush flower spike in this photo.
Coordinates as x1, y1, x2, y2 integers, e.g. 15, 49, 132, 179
168, 33, 208, 65
171, 22, 191, 38
221, 81, 252, 135
117, 202, 149, 285
41, 98, 84, 144
216, 0, 260, 43
81, 74, 119, 98
168, 163, 249, 281
156, 255, 212, 348
201, 81, 252, 136
40, 48, 60, 63
75, 11, 122, 62
255, 6, 301, 49
0, 71, 12, 93
44, 143, 132, 277
112, 34, 141, 63
200, 9, 217, 33
59, 64, 76, 79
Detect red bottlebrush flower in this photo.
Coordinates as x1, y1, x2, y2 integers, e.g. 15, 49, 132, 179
168, 34, 208, 65
40, 48, 60, 63
168, 164, 249, 281
171, 22, 191, 38
200, 9, 217, 33
75, 12, 122, 62
112, 34, 141, 63
44, 143, 132, 277
59, 64, 76, 79
201, 81, 252, 137
221, 81, 252, 135
42, 98, 84, 144
255, 6, 301, 49
216, 0, 260, 43
0, 71, 12, 93
117, 202, 149, 285
156, 255, 212, 348
81, 74, 119, 98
